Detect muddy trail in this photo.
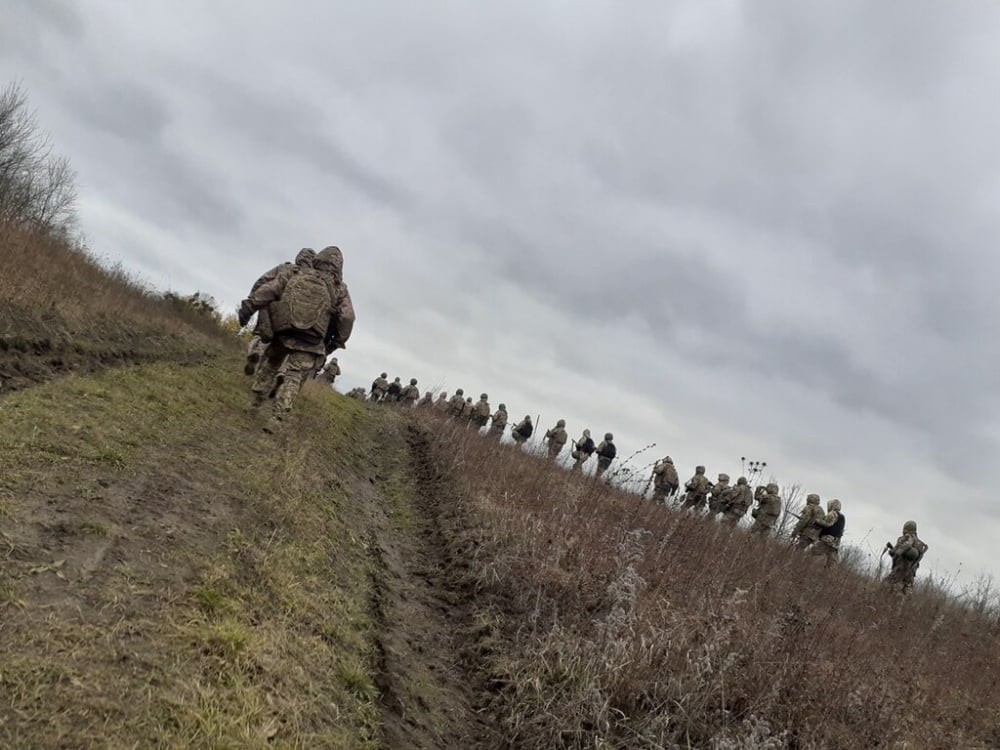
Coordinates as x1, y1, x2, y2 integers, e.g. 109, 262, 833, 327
366, 420, 499, 749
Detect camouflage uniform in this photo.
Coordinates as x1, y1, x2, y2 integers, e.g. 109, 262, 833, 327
316, 357, 340, 384
721, 477, 753, 525
448, 389, 466, 417
386, 377, 403, 403
370, 373, 389, 401
651, 456, 679, 503
544, 420, 568, 458
434, 392, 449, 411
417, 391, 434, 408
489, 404, 508, 439
471, 394, 491, 428
884, 521, 928, 593
571, 429, 596, 472
399, 378, 420, 406
793, 494, 826, 549
511, 416, 533, 445
240, 246, 355, 431
682, 466, 713, 510
348, 387, 367, 400
594, 434, 616, 478
244, 248, 315, 375
707, 474, 732, 516
750, 483, 782, 535
810, 499, 844, 566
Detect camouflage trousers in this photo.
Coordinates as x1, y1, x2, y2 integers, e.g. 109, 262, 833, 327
490, 425, 506, 441
796, 534, 818, 550
570, 454, 590, 472
810, 539, 839, 566
595, 458, 612, 478
884, 563, 918, 592
750, 515, 778, 534
652, 485, 678, 504
721, 509, 746, 526
681, 493, 707, 510
547, 444, 563, 459
251, 343, 323, 419
245, 334, 267, 375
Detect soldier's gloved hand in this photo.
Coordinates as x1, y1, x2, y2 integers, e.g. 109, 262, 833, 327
237, 302, 253, 328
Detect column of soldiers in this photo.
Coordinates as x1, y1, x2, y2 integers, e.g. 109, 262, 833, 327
357, 362, 933, 592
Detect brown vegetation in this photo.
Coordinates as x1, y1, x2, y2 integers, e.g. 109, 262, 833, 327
413, 413, 1000, 749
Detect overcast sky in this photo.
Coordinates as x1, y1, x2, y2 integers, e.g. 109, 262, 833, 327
4, 0, 999, 589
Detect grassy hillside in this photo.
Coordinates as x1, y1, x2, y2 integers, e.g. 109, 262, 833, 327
0, 221, 233, 393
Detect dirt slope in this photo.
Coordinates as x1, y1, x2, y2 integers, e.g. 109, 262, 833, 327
0, 359, 495, 748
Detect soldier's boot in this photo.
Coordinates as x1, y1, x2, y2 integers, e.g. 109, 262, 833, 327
262, 415, 283, 434
247, 391, 267, 412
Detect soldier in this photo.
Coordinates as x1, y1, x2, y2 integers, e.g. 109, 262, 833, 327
721, 477, 753, 525
707, 473, 732, 516
316, 356, 340, 384
793, 494, 826, 549
417, 390, 435, 408
370, 372, 389, 401
750, 483, 782, 535
399, 378, 420, 406
570, 429, 596, 472
238, 245, 355, 432
810, 499, 845, 566
463, 396, 474, 421
884, 520, 928, 593
243, 248, 316, 376
434, 392, 449, 411
471, 393, 491, 428
650, 456, 679, 503
386, 377, 403, 402
594, 433, 616, 477
489, 402, 508, 439
511, 415, 533, 446
544, 419, 568, 459
682, 466, 713, 510
448, 388, 466, 417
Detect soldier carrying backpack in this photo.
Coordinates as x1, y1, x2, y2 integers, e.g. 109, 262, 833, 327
239, 245, 355, 432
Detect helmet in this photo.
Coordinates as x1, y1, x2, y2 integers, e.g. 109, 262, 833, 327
437, 393, 447, 399
380, 372, 387, 379
664, 456, 673, 464
295, 248, 316, 266
557, 419, 566, 428
827, 499, 842, 512
314, 246, 343, 280
903, 520, 917, 534
806, 493, 820, 504
718, 473, 729, 482
737, 477, 747, 485
332, 357, 337, 362
456, 388, 464, 396
604, 433, 613, 441
525, 415, 532, 421
410, 378, 417, 385
583, 429, 590, 437
481, 393, 488, 400
498, 403, 506, 410
766, 483, 779, 493
696, 465, 705, 473
394, 377, 400, 382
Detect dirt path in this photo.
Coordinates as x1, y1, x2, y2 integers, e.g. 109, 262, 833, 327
367, 420, 498, 749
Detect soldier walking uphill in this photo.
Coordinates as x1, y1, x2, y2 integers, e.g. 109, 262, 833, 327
370, 372, 389, 401
244, 248, 316, 375
707, 473, 732, 516
884, 521, 928, 593
810, 499, 845, 566
544, 419, 568, 459
721, 477, 753, 525
434, 392, 449, 411
511, 415, 533, 446
793, 494, 826, 549
386, 377, 403, 403
570, 429, 596, 472
316, 356, 340, 384
750, 483, 782, 535
471, 394, 491, 428
650, 456, 679, 503
682, 466, 712, 510
448, 389, 466, 418
399, 378, 420, 406
239, 246, 355, 433
489, 403, 508, 439
594, 433, 616, 478
417, 391, 434, 408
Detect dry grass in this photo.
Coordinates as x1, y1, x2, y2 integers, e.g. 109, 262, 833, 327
415, 413, 1000, 749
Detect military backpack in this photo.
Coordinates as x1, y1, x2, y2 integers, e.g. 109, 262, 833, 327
268, 267, 333, 336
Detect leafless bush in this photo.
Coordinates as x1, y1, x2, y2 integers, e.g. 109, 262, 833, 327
0, 82, 77, 235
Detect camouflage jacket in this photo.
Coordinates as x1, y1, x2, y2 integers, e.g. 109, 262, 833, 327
371, 377, 389, 395
794, 503, 827, 540
755, 490, 782, 520
653, 462, 679, 489
545, 427, 568, 447
890, 533, 928, 567
400, 384, 419, 402
685, 474, 712, 496
727, 484, 753, 515
472, 399, 491, 420
491, 409, 507, 428
814, 510, 843, 548
447, 394, 466, 415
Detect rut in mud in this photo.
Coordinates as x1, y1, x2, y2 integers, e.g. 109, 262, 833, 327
366, 420, 499, 749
